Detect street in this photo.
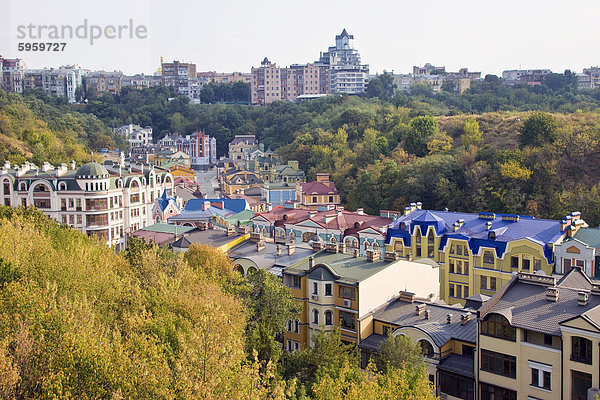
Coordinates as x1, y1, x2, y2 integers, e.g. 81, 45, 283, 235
195, 169, 219, 198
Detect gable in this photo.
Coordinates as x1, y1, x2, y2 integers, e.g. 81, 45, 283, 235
358, 228, 384, 236
561, 315, 600, 333
567, 245, 581, 254
296, 220, 324, 229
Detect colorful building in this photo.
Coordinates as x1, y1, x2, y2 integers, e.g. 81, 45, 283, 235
360, 292, 482, 399
281, 246, 439, 351
554, 227, 600, 279
152, 189, 180, 223
251, 205, 392, 256
220, 168, 262, 195
478, 268, 600, 400
296, 174, 340, 210
385, 204, 586, 305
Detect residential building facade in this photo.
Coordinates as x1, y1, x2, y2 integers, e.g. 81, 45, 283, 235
86, 71, 123, 95
114, 124, 153, 148
0, 160, 174, 250
384, 204, 586, 305
296, 173, 340, 209
229, 135, 258, 164
161, 60, 197, 98
173, 131, 217, 169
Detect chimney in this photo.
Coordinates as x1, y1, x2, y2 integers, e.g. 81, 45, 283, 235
485, 221, 492, 230
356, 208, 364, 215
416, 202, 422, 210
404, 206, 411, 216
447, 314, 454, 324
276, 244, 282, 256
256, 241, 266, 252
308, 256, 314, 269
452, 222, 460, 231
56, 163, 68, 177
287, 243, 295, 256
353, 248, 360, 258
309, 211, 317, 219
460, 313, 472, 325
3, 161, 10, 169
578, 290, 589, 306
384, 251, 398, 262
202, 201, 211, 211
70, 160, 76, 170
410, 202, 417, 212
226, 225, 235, 236
366, 249, 380, 262
338, 242, 346, 254
41, 162, 52, 172
424, 310, 431, 319
546, 286, 559, 302
398, 291, 415, 303
415, 304, 426, 315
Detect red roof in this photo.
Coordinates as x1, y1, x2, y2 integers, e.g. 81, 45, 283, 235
299, 180, 339, 196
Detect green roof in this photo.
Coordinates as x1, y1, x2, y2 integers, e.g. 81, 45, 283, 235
285, 251, 395, 284
226, 210, 256, 225
141, 224, 196, 234
76, 162, 109, 179
571, 227, 600, 248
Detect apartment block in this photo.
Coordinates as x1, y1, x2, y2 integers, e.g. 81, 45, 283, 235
161, 60, 197, 98
22, 65, 84, 103
114, 124, 153, 148
173, 131, 217, 169
0, 160, 174, 250
86, 71, 123, 95
281, 246, 439, 351
121, 74, 162, 89
385, 204, 586, 305
478, 268, 600, 400
0, 56, 25, 93
197, 71, 251, 85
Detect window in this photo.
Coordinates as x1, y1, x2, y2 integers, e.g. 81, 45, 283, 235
312, 309, 319, 325
450, 244, 455, 254
325, 283, 332, 296
522, 256, 531, 270
339, 311, 355, 330
489, 277, 496, 291
449, 283, 455, 298
312, 282, 318, 295
529, 361, 551, 390
293, 320, 299, 333
480, 383, 516, 400
481, 314, 516, 341
285, 275, 301, 289
572, 371, 592, 400
339, 286, 355, 300
419, 340, 434, 358
325, 311, 333, 326
328, 196, 333, 203
481, 349, 516, 378
544, 334, 553, 347
450, 260, 455, 273
483, 250, 494, 265
464, 261, 469, 275
572, 336, 593, 364
456, 285, 462, 298
534, 258, 542, 271
312, 196, 317, 203
439, 371, 474, 400
511, 256, 519, 268
481, 276, 487, 290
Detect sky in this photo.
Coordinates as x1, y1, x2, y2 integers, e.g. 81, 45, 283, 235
1, 0, 600, 76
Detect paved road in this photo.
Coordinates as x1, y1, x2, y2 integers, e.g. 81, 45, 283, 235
196, 169, 219, 198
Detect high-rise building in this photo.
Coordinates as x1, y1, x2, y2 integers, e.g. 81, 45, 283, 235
22, 65, 85, 103
0, 56, 25, 93
173, 131, 216, 170
161, 60, 197, 98
317, 29, 369, 94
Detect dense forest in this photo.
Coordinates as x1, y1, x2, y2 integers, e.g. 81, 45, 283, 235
2, 74, 600, 224
0, 207, 435, 399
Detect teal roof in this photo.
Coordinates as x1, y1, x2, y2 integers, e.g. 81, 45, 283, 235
570, 228, 600, 248
226, 210, 256, 225
285, 251, 395, 284
141, 224, 195, 234
76, 162, 109, 179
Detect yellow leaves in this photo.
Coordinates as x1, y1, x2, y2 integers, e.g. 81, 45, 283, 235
426, 131, 453, 155
498, 159, 532, 180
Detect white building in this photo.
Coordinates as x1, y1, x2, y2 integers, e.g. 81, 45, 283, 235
22, 65, 85, 103
114, 124, 153, 148
0, 160, 175, 250
317, 29, 369, 95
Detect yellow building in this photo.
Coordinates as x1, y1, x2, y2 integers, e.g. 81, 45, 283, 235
281, 245, 440, 352
296, 173, 340, 210
220, 168, 262, 195
478, 268, 600, 400
385, 204, 585, 305
360, 292, 482, 399
169, 164, 195, 182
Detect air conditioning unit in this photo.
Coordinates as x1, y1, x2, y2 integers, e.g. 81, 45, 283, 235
311, 294, 318, 300
343, 299, 351, 308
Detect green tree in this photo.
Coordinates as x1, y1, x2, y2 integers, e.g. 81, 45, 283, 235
461, 117, 483, 149
244, 269, 300, 368
519, 112, 558, 147
375, 332, 423, 373
404, 116, 439, 156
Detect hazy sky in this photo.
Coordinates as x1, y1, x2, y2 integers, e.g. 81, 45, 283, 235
2, 0, 600, 76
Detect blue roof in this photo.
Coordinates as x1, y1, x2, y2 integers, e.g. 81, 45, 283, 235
386, 209, 566, 263
157, 189, 177, 212
196, 198, 249, 214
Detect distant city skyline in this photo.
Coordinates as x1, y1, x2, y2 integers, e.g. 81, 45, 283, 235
2, 0, 600, 76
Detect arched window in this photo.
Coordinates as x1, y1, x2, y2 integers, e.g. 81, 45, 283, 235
18, 181, 27, 191
354, 222, 360, 229
415, 227, 421, 244
330, 236, 336, 243
58, 182, 67, 191
364, 241, 370, 251
289, 231, 296, 241
394, 240, 403, 252
313, 309, 319, 325
373, 242, 379, 250
483, 250, 495, 265
481, 314, 515, 341
325, 311, 333, 326
419, 340, 434, 358
33, 183, 49, 192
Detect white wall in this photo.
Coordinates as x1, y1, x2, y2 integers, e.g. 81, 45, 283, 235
359, 259, 440, 317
